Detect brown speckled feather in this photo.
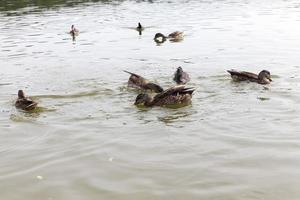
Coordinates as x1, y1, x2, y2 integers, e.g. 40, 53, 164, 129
15, 97, 37, 111
168, 31, 183, 38
124, 70, 148, 88
151, 86, 194, 106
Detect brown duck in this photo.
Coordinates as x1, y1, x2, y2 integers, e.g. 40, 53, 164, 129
134, 85, 194, 107
173, 66, 190, 84
124, 70, 163, 93
227, 69, 272, 85
15, 90, 38, 111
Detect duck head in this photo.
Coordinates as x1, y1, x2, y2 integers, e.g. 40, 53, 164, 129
173, 66, 183, 83
134, 93, 152, 106
258, 70, 272, 84
154, 33, 167, 43
137, 22, 142, 29
18, 90, 25, 99
176, 67, 183, 75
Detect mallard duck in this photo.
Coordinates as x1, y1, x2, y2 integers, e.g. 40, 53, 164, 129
124, 70, 163, 93
173, 66, 190, 84
227, 69, 272, 84
15, 90, 38, 111
70, 25, 79, 36
134, 85, 195, 107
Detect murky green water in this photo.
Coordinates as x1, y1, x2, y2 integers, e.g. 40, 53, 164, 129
1, 0, 300, 199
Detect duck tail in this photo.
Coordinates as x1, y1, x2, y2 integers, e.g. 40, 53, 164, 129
182, 87, 195, 95
227, 69, 237, 75
123, 70, 137, 76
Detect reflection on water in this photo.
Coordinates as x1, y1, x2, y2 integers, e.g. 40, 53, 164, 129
0, 0, 115, 12
1, 0, 300, 199
157, 109, 196, 125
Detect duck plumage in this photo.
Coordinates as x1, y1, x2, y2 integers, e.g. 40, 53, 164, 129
15, 90, 38, 111
134, 85, 194, 107
124, 70, 163, 93
227, 69, 272, 85
173, 66, 190, 84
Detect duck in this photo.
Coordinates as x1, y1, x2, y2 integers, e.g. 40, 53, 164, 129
173, 66, 190, 84
134, 85, 195, 107
136, 22, 144, 35
124, 70, 164, 93
154, 31, 184, 43
15, 90, 38, 111
136, 22, 143, 30
227, 69, 272, 85
69, 25, 79, 36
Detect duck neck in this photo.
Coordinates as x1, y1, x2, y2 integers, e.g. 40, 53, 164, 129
18, 91, 25, 99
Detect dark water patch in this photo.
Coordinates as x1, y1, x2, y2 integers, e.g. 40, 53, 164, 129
157, 109, 197, 125
7, 53, 28, 58
0, 0, 119, 13
0, 83, 13, 86
80, 43, 94, 46
257, 97, 270, 101
34, 90, 113, 99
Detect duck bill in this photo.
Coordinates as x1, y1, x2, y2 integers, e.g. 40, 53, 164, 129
134, 102, 144, 106
268, 77, 272, 82
134, 102, 146, 108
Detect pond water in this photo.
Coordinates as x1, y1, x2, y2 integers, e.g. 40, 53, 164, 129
1, 0, 300, 199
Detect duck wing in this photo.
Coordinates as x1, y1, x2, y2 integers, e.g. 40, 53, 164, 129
227, 70, 258, 81
15, 98, 37, 110
151, 86, 194, 106
123, 70, 143, 79
168, 31, 183, 38
152, 86, 194, 103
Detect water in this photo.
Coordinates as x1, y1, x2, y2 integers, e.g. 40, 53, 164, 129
1, 0, 300, 199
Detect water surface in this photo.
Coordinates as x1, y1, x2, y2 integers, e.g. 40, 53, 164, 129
1, 0, 300, 199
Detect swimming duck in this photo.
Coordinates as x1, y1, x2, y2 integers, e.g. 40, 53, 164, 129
136, 22, 143, 30
227, 69, 272, 85
173, 66, 190, 84
124, 70, 163, 93
136, 22, 144, 35
70, 25, 79, 36
15, 90, 38, 111
134, 85, 195, 107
